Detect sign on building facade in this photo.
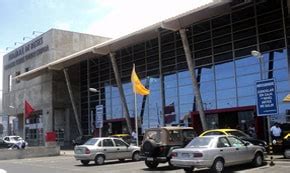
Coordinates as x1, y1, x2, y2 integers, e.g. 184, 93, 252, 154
256, 79, 278, 116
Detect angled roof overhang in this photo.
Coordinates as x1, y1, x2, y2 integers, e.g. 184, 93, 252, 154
15, 0, 231, 81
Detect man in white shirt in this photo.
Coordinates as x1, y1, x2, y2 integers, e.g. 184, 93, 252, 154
270, 123, 282, 140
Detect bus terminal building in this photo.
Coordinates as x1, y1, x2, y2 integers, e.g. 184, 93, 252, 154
3, 0, 290, 146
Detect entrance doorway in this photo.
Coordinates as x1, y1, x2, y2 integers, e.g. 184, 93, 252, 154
191, 106, 266, 140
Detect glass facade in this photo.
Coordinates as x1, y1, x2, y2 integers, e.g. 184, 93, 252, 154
80, 0, 290, 135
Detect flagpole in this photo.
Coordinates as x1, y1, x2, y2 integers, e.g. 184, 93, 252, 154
23, 101, 25, 140
134, 91, 139, 146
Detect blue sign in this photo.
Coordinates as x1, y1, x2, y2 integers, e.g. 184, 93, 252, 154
256, 79, 278, 116
95, 105, 103, 128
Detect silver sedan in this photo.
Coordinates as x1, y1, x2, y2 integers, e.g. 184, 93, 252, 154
171, 135, 266, 173
74, 137, 140, 165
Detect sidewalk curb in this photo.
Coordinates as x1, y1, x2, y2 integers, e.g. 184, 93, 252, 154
60, 150, 74, 156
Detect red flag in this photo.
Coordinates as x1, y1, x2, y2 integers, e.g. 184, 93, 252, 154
24, 100, 34, 119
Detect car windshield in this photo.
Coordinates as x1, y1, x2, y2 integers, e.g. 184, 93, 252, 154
168, 130, 182, 141
182, 129, 195, 138
144, 130, 161, 143
186, 137, 213, 148
84, 138, 99, 145
12, 136, 21, 141
227, 130, 250, 138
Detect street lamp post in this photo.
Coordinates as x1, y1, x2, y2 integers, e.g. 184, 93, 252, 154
8, 106, 15, 136
89, 88, 102, 137
251, 50, 272, 146
9, 105, 20, 137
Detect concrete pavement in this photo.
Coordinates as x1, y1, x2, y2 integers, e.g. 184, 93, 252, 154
60, 150, 74, 156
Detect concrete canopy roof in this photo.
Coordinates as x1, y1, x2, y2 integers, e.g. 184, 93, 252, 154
15, 0, 231, 81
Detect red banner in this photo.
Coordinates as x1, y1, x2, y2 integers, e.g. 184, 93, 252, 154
24, 100, 34, 119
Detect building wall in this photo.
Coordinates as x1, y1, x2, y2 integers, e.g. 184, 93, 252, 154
80, 0, 290, 134
2, 29, 110, 145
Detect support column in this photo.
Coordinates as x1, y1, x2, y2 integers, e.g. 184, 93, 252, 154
63, 68, 83, 136
158, 29, 166, 127
179, 29, 207, 131
109, 52, 133, 134
64, 108, 70, 146
87, 60, 91, 134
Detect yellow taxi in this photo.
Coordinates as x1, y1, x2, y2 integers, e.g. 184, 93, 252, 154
110, 134, 131, 144
200, 129, 267, 148
283, 133, 290, 158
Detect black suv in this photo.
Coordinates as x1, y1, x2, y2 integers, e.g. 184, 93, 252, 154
141, 126, 196, 169
72, 135, 93, 146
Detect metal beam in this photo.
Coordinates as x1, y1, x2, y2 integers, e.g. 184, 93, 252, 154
158, 29, 166, 127
63, 68, 83, 136
109, 52, 133, 134
179, 29, 207, 131
87, 60, 91, 135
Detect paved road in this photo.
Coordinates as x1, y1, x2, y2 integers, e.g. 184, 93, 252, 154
0, 155, 289, 173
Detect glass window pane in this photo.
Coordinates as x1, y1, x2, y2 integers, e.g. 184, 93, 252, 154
273, 69, 288, 82
236, 64, 260, 76
235, 56, 258, 67
237, 74, 260, 87
215, 62, 234, 79
217, 89, 236, 100
179, 77, 192, 86
217, 99, 237, 109
179, 85, 193, 96
276, 81, 290, 92
216, 78, 235, 90
202, 91, 216, 102
238, 96, 255, 107
164, 74, 177, 88
237, 86, 255, 97
199, 67, 214, 82
200, 81, 215, 92
180, 94, 194, 104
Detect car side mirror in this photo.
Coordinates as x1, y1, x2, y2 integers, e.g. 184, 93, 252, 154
244, 142, 250, 146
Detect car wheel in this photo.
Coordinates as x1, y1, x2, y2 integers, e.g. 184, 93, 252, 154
81, 160, 89, 166
145, 160, 159, 169
132, 151, 140, 161
183, 167, 194, 173
168, 159, 175, 168
211, 158, 224, 173
252, 153, 263, 167
95, 155, 105, 165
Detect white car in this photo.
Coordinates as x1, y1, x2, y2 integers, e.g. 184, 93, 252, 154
74, 137, 140, 165
171, 135, 266, 173
3, 136, 28, 149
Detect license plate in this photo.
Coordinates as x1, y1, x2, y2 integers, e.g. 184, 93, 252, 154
147, 157, 154, 161
75, 149, 82, 154
182, 153, 190, 158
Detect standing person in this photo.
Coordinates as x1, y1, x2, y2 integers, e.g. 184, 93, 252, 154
131, 130, 137, 144
270, 122, 282, 140
248, 123, 257, 138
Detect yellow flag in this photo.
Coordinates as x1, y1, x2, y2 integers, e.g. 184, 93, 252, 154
131, 65, 150, 95
283, 94, 290, 102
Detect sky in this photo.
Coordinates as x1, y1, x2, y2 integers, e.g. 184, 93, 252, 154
0, 0, 212, 91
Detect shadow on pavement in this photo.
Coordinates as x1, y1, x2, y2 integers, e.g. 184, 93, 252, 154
75, 159, 142, 167
141, 162, 268, 172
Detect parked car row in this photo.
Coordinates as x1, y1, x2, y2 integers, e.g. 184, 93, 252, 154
140, 127, 267, 173
72, 127, 268, 172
